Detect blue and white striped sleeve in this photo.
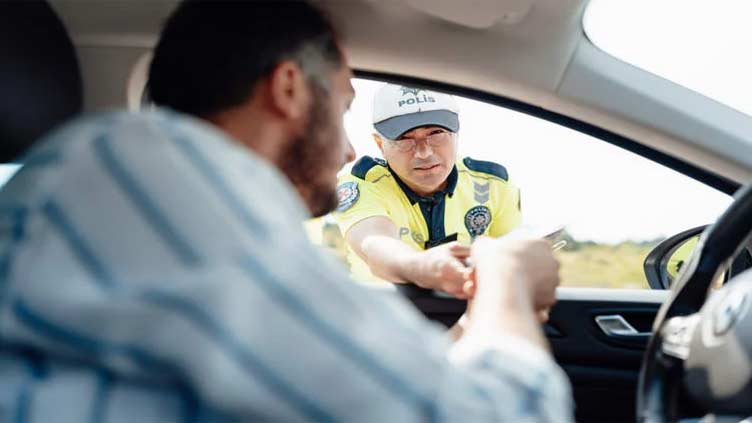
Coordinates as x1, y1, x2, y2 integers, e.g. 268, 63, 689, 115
0, 110, 573, 422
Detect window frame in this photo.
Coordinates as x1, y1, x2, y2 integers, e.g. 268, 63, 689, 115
341, 71, 738, 290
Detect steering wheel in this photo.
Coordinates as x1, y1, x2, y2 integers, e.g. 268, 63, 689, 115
637, 183, 752, 421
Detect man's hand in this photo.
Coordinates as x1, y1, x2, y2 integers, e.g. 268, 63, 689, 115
462, 238, 559, 319
460, 236, 561, 350
474, 237, 559, 308
410, 241, 472, 298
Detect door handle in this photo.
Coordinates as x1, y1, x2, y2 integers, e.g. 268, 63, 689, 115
595, 314, 651, 337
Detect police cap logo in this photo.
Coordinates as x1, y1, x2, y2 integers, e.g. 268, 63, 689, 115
400, 87, 422, 96
336, 181, 359, 212
465, 205, 492, 238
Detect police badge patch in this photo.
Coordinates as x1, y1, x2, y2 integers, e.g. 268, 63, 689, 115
465, 205, 492, 238
336, 181, 359, 212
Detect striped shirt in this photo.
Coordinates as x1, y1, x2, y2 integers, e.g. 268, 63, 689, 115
0, 109, 573, 422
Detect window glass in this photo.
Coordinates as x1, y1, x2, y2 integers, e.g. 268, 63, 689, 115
308, 79, 732, 289
0, 164, 21, 188
584, 0, 752, 119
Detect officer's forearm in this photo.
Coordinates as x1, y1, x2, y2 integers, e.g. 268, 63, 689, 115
360, 235, 423, 284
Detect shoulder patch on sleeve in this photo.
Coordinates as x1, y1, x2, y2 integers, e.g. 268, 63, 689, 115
336, 181, 359, 212
351, 155, 387, 180
463, 157, 509, 181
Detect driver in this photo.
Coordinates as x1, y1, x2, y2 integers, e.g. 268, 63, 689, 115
335, 84, 522, 298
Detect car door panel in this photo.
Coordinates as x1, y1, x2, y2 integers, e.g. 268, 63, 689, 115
550, 288, 667, 422
393, 285, 668, 422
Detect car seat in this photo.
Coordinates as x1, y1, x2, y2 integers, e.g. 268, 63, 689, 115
0, 0, 83, 162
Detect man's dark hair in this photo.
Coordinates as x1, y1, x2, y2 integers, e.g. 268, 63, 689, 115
148, 0, 342, 117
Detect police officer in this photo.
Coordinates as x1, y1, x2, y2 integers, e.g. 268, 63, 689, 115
335, 84, 522, 298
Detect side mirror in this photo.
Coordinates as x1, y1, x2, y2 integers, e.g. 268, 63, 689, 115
644, 226, 705, 290
644, 225, 752, 290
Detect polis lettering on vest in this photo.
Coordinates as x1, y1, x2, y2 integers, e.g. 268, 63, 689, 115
397, 95, 436, 107
398, 227, 426, 245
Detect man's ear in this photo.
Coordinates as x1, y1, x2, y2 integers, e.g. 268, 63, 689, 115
372, 133, 385, 154
267, 60, 309, 120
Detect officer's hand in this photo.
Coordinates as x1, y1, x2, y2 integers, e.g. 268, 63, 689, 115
468, 237, 560, 314
414, 241, 472, 298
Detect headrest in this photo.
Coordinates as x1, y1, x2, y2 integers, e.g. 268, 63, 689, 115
0, 1, 83, 162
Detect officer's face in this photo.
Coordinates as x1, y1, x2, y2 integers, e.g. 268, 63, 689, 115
280, 64, 356, 217
379, 125, 458, 196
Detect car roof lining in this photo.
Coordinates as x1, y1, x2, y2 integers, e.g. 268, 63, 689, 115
326, 0, 586, 96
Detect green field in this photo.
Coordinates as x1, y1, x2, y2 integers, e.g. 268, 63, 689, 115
556, 241, 657, 289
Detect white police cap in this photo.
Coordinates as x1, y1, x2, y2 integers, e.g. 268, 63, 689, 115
372, 84, 459, 140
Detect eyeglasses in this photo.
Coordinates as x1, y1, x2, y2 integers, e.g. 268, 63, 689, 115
385, 130, 455, 153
